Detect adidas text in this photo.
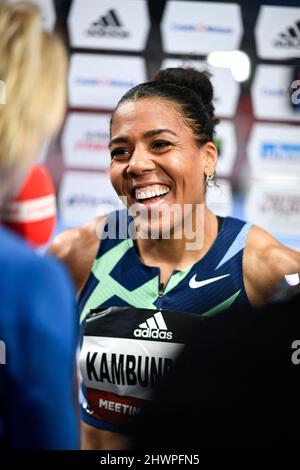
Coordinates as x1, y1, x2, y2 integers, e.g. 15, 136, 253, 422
134, 328, 173, 340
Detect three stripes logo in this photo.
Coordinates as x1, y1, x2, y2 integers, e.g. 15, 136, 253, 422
86, 9, 130, 38
272, 20, 300, 49
134, 311, 173, 341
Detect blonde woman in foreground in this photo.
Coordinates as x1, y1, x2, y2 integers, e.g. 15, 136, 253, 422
0, 3, 79, 449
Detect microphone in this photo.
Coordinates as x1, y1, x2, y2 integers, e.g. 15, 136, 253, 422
0, 164, 57, 247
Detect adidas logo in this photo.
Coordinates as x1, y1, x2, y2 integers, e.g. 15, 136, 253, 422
134, 311, 173, 340
273, 20, 300, 49
86, 9, 130, 38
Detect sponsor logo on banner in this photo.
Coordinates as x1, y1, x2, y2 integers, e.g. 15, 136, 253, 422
75, 78, 135, 88
251, 65, 300, 122
273, 21, 300, 50
62, 113, 111, 169
245, 181, 300, 236
261, 143, 300, 160
161, 1, 243, 54
59, 171, 122, 226
206, 179, 233, 218
161, 59, 239, 118
171, 23, 234, 34
255, 6, 300, 59
68, 54, 146, 109
68, 0, 149, 50
8, 0, 56, 31
86, 9, 129, 39
247, 123, 300, 177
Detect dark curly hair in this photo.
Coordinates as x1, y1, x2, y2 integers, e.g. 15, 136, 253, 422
110, 67, 219, 146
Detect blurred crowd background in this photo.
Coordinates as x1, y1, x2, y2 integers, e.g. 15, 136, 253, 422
15, 0, 299, 249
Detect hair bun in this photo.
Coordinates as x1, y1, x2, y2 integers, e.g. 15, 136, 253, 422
153, 67, 214, 107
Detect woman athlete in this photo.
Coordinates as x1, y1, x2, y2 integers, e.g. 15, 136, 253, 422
49, 67, 300, 450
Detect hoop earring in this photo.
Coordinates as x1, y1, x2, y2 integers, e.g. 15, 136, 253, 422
206, 172, 215, 188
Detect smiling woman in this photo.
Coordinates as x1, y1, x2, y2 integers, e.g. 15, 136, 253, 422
109, 97, 216, 245
48, 67, 300, 450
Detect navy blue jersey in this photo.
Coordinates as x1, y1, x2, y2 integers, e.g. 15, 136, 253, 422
78, 210, 253, 432
0, 226, 79, 449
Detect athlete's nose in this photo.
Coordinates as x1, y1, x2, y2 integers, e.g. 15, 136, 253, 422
126, 147, 155, 177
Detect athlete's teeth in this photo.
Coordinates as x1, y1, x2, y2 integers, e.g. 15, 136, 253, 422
135, 186, 170, 200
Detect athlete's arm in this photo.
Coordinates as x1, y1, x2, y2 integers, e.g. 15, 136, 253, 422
47, 216, 106, 296
243, 225, 300, 307
81, 422, 130, 450
9, 257, 79, 449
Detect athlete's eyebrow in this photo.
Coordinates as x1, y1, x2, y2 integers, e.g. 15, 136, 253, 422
109, 128, 178, 148
109, 136, 130, 148
142, 128, 178, 139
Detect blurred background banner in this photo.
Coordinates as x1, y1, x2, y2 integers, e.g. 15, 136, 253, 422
251, 64, 300, 121
68, 54, 147, 109
247, 123, 300, 178
20, 0, 299, 251
62, 113, 111, 169
68, 0, 150, 51
245, 179, 300, 239
255, 5, 300, 60
59, 171, 121, 227
161, 0, 243, 54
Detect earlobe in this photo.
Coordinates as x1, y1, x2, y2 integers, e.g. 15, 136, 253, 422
205, 171, 215, 188
204, 141, 218, 175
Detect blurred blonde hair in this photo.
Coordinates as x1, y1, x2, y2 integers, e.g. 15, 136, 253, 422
0, 2, 67, 183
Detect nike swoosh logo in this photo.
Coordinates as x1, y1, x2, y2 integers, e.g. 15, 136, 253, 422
189, 273, 230, 289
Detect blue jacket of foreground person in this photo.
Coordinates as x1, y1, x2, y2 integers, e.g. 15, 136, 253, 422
0, 226, 79, 449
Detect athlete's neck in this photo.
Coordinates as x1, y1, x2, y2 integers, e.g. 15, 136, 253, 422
134, 207, 218, 270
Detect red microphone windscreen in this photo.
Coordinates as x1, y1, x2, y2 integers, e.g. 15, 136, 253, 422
1, 164, 57, 247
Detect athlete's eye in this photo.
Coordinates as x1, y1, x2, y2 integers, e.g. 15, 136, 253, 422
110, 147, 131, 160
152, 140, 172, 151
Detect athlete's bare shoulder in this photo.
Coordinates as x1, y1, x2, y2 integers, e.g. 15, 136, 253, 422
243, 224, 300, 306
47, 215, 107, 294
